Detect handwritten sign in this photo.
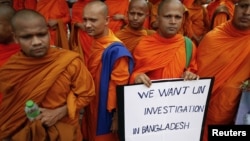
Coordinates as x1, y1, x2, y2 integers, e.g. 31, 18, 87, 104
117, 78, 214, 141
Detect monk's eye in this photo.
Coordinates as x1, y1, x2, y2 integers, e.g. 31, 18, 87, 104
19, 35, 32, 40
236, 3, 250, 9
129, 12, 136, 16
175, 15, 182, 19
37, 33, 48, 38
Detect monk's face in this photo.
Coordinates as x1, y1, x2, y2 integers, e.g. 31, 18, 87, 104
157, 1, 184, 38
0, 0, 12, 6
83, 4, 109, 38
232, 0, 250, 30
127, 1, 148, 30
13, 17, 50, 58
0, 16, 13, 44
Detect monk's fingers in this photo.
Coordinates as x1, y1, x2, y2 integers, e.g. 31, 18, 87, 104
140, 74, 151, 87
184, 72, 199, 80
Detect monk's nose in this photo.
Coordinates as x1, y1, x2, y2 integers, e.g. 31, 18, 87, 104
32, 36, 42, 45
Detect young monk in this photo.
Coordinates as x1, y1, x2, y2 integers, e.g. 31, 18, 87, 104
197, 0, 250, 140
0, 9, 95, 141
70, 0, 94, 65
115, 0, 155, 54
130, 0, 199, 87
81, 1, 134, 141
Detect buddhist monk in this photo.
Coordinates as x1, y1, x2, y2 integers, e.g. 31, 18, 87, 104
36, 0, 71, 48
0, 9, 95, 141
70, 0, 94, 65
81, 1, 134, 141
197, 0, 250, 140
115, 0, 155, 53
0, 5, 19, 106
130, 0, 199, 87
184, 0, 210, 45
105, 0, 129, 32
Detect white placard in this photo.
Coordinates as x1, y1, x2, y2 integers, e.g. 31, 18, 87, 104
117, 78, 213, 141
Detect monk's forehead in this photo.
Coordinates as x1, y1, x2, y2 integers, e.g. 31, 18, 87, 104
129, 0, 148, 9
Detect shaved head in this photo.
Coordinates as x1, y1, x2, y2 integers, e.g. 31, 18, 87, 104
129, 0, 149, 13
158, 0, 185, 15
84, 0, 108, 17
127, 0, 149, 30
0, 5, 15, 22
11, 9, 47, 32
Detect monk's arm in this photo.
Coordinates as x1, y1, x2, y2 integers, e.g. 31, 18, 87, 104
108, 57, 130, 132
68, 58, 95, 110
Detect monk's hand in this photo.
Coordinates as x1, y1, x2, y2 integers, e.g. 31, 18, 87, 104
36, 105, 67, 127
112, 14, 125, 21
48, 19, 58, 29
110, 111, 118, 133
182, 70, 199, 80
135, 73, 152, 87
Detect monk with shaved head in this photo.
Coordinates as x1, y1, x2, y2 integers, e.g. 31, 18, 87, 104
130, 0, 198, 87
197, 0, 250, 140
115, 0, 155, 53
82, 1, 134, 141
0, 9, 95, 141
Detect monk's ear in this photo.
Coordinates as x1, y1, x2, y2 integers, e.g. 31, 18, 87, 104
105, 16, 110, 25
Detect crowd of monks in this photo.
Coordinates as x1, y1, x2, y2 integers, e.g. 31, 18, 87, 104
7, 0, 238, 61
0, 0, 248, 141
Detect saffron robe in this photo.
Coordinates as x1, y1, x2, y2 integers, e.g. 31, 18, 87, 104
0, 43, 20, 105
105, 0, 129, 32
184, 3, 210, 45
36, 0, 71, 46
13, 0, 37, 10
197, 21, 250, 141
207, 0, 234, 29
82, 29, 133, 141
0, 47, 95, 141
70, 0, 93, 65
130, 33, 198, 83
115, 25, 155, 53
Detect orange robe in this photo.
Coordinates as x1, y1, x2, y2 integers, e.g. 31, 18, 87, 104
184, 3, 210, 45
182, 0, 194, 7
13, 0, 37, 10
105, 0, 129, 32
150, 0, 160, 29
0, 43, 20, 105
197, 21, 250, 141
36, 0, 71, 46
207, 0, 234, 29
70, 0, 93, 65
130, 33, 197, 83
0, 47, 95, 141
82, 29, 132, 141
115, 25, 155, 53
